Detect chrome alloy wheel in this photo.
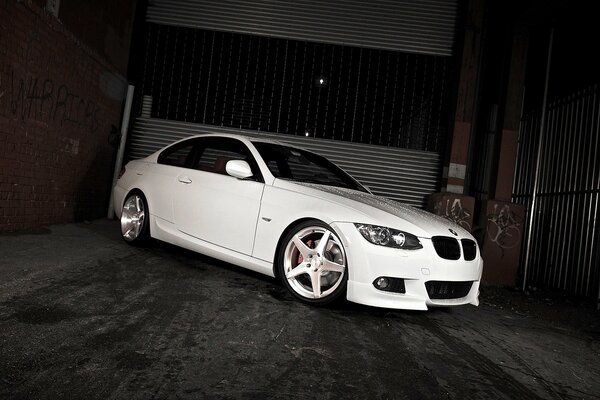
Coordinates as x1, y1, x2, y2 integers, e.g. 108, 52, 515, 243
283, 226, 346, 299
121, 194, 145, 241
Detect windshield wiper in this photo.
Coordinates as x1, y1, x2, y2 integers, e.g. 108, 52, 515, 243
292, 178, 327, 184
281, 177, 348, 188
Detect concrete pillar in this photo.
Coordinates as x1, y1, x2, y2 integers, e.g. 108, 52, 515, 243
481, 199, 525, 285
493, 26, 528, 201
444, 0, 485, 195
428, 194, 475, 232
481, 26, 529, 286
429, 0, 485, 231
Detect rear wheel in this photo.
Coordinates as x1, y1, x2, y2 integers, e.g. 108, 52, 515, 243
120, 191, 150, 245
278, 220, 348, 305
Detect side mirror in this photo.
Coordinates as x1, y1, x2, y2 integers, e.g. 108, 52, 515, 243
226, 160, 253, 179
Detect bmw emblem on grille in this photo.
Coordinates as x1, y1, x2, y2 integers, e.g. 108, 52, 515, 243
449, 228, 458, 236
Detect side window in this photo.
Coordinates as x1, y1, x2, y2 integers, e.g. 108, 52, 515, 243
192, 138, 261, 179
157, 140, 195, 167
195, 145, 245, 174
266, 160, 281, 177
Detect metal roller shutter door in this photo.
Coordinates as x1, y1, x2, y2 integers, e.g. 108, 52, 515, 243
127, 117, 441, 208
131, 0, 452, 207
146, 0, 458, 56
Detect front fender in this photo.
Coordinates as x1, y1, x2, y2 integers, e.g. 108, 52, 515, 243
251, 184, 369, 265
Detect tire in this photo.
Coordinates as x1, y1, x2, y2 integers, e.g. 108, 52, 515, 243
120, 191, 150, 246
277, 220, 348, 306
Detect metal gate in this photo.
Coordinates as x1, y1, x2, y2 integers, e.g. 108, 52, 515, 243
513, 84, 600, 298
136, 25, 452, 153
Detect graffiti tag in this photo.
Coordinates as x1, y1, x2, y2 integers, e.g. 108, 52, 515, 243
487, 204, 522, 249
434, 198, 472, 231
0, 67, 100, 132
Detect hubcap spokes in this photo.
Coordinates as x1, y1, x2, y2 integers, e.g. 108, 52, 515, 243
284, 227, 346, 299
121, 195, 145, 241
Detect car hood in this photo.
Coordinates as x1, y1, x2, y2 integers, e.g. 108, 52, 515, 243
276, 180, 471, 239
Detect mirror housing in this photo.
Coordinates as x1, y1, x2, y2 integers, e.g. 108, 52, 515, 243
226, 160, 253, 179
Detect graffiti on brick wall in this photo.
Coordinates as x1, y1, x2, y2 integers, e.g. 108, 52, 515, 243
434, 198, 472, 231
0, 67, 100, 132
487, 204, 522, 249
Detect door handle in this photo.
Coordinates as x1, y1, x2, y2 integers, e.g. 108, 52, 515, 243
177, 176, 192, 184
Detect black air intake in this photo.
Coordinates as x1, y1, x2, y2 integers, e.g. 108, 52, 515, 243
425, 281, 473, 300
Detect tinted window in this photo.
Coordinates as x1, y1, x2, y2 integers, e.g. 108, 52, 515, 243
252, 142, 367, 192
193, 137, 262, 180
157, 140, 195, 167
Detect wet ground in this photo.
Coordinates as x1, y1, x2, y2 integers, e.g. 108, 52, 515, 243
1, 220, 599, 399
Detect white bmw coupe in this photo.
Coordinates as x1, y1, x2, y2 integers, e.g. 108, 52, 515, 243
113, 134, 482, 310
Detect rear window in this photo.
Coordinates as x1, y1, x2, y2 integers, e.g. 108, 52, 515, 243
157, 140, 195, 167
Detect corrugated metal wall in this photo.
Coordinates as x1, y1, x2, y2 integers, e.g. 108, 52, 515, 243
146, 0, 458, 56
513, 84, 600, 298
128, 116, 441, 208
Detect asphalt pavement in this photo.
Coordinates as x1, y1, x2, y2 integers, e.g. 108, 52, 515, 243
1, 220, 598, 399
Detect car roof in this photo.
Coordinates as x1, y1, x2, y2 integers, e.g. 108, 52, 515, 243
173, 133, 302, 150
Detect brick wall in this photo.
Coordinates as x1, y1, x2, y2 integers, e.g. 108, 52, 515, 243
0, 0, 126, 231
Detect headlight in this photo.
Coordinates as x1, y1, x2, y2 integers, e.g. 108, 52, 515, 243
354, 224, 423, 250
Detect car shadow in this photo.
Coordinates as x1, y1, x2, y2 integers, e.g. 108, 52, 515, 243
87, 220, 439, 319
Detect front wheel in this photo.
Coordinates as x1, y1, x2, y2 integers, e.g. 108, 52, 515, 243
120, 191, 150, 245
277, 220, 348, 306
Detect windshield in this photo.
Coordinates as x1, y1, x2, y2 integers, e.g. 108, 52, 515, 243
252, 142, 368, 193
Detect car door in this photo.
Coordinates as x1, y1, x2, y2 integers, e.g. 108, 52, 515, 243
148, 138, 198, 222
172, 137, 265, 256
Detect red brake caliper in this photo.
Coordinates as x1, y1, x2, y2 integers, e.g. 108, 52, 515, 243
297, 239, 314, 266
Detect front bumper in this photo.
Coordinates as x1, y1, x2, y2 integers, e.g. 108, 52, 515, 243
331, 222, 483, 311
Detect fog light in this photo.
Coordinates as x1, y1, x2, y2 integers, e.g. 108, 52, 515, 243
372, 277, 406, 293
375, 277, 389, 289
